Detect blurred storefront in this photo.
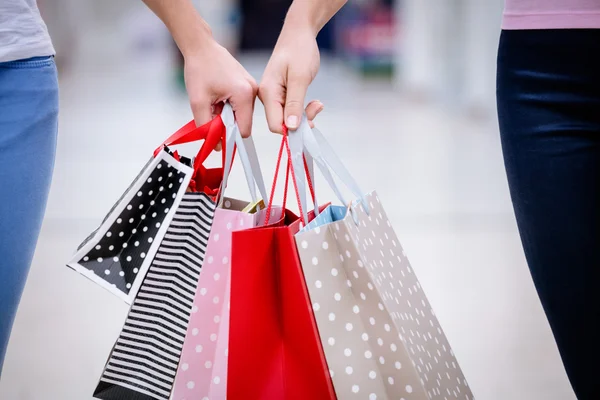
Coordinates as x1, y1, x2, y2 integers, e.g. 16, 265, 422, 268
335, 0, 396, 76
397, 0, 504, 117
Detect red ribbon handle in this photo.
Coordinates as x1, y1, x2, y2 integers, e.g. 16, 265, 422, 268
264, 125, 316, 226
154, 115, 227, 192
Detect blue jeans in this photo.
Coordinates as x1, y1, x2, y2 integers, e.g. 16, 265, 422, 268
0, 56, 58, 375
497, 30, 600, 399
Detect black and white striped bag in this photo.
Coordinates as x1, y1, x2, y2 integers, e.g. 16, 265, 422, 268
93, 192, 216, 400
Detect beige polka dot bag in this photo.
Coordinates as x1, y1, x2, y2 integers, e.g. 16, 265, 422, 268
292, 119, 474, 400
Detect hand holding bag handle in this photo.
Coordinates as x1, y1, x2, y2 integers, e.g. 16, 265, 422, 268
156, 104, 268, 200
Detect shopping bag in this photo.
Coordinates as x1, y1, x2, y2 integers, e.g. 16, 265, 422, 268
171, 127, 278, 400
294, 119, 474, 400
67, 149, 194, 303
94, 191, 217, 400
171, 201, 282, 400
92, 104, 262, 400
67, 107, 225, 303
227, 134, 336, 400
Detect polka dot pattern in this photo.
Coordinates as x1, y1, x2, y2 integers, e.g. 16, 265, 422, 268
296, 191, 473, 400
172, 199, 271, 399
70, 153, 190, 299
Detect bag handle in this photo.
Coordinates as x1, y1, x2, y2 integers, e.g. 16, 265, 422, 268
154, 113, 227, 192
243, 136, 269, 202
218, 103, 269, 205
287, 120, 310, 224
154, 116, 224, 164
264, 130, 316, 226
265, 138, 293, 226
297, 115, 370, 215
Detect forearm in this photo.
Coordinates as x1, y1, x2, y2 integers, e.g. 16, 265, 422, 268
142, 0, 213, 58
285, 0, 347, 35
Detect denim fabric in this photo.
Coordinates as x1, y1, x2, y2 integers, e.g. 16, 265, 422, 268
0, 55, 58, 374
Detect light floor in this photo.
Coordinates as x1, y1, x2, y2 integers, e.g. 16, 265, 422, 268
0, 31, 576, 400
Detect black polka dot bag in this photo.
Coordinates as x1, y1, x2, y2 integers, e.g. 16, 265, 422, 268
67, 104, 235, 304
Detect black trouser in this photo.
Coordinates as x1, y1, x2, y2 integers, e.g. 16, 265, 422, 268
497, 29, 600, 399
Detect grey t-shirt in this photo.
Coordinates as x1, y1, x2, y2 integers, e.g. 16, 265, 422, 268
0, 0, 55, 62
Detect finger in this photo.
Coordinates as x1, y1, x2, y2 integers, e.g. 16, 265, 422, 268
229, 81, 257, 138
190, 99, 221, 150
212, 102, 225, 151
305, 100, 324, 122
258, 81, 285, 134
190, 98, 213, 128
212, 102, 225, 118
284, 72, 311, 130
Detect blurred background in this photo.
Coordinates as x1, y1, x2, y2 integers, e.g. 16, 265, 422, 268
0, 0, 577, 399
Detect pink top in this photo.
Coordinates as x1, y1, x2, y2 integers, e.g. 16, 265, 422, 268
503, 0, 600, 29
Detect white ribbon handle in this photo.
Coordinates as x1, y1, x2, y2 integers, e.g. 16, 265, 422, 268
287, 119, 310, 224
242, 136, 268, 202
219, 103, 268, 206
299, 116, 370, 215
303, 148, 319, 214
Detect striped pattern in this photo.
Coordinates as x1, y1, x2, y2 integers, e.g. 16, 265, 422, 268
94, 193, 216, 400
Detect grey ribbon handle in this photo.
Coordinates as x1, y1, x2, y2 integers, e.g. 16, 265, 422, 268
242, 136, 268, 202
218, 103, 259, 206
232, 125, 258, 202
302, 122, 370, 214
298, 118, 348, 210
303, 148, 320, 216
287, 119, 310, 224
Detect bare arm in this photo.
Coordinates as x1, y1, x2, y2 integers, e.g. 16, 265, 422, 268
285, 0, 348, 35
142, 0, 212, 58
259, 0, 347, 132
143, 0, 258, 137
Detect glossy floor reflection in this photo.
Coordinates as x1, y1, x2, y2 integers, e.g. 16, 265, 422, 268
0, 40, 575, 400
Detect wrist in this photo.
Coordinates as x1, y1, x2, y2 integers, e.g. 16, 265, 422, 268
285, 0, 347, 36
177, 17, 215, 59
284, 2, 321, 37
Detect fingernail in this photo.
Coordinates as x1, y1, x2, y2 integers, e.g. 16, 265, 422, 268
286, 115, 299, 129
317, 102, 324, 112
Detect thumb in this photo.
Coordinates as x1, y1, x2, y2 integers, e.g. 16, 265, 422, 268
284, 72, 310, 130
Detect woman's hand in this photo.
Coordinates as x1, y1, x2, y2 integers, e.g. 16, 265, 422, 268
143, 0, 257, 138
184, 40, 257, 138
259, 22, 320, 133
258, 0, 346, 133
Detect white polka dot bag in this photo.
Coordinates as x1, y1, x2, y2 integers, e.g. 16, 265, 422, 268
293, 118, 474, 400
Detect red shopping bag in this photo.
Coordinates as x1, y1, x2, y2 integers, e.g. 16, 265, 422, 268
228, 136, 336, 399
